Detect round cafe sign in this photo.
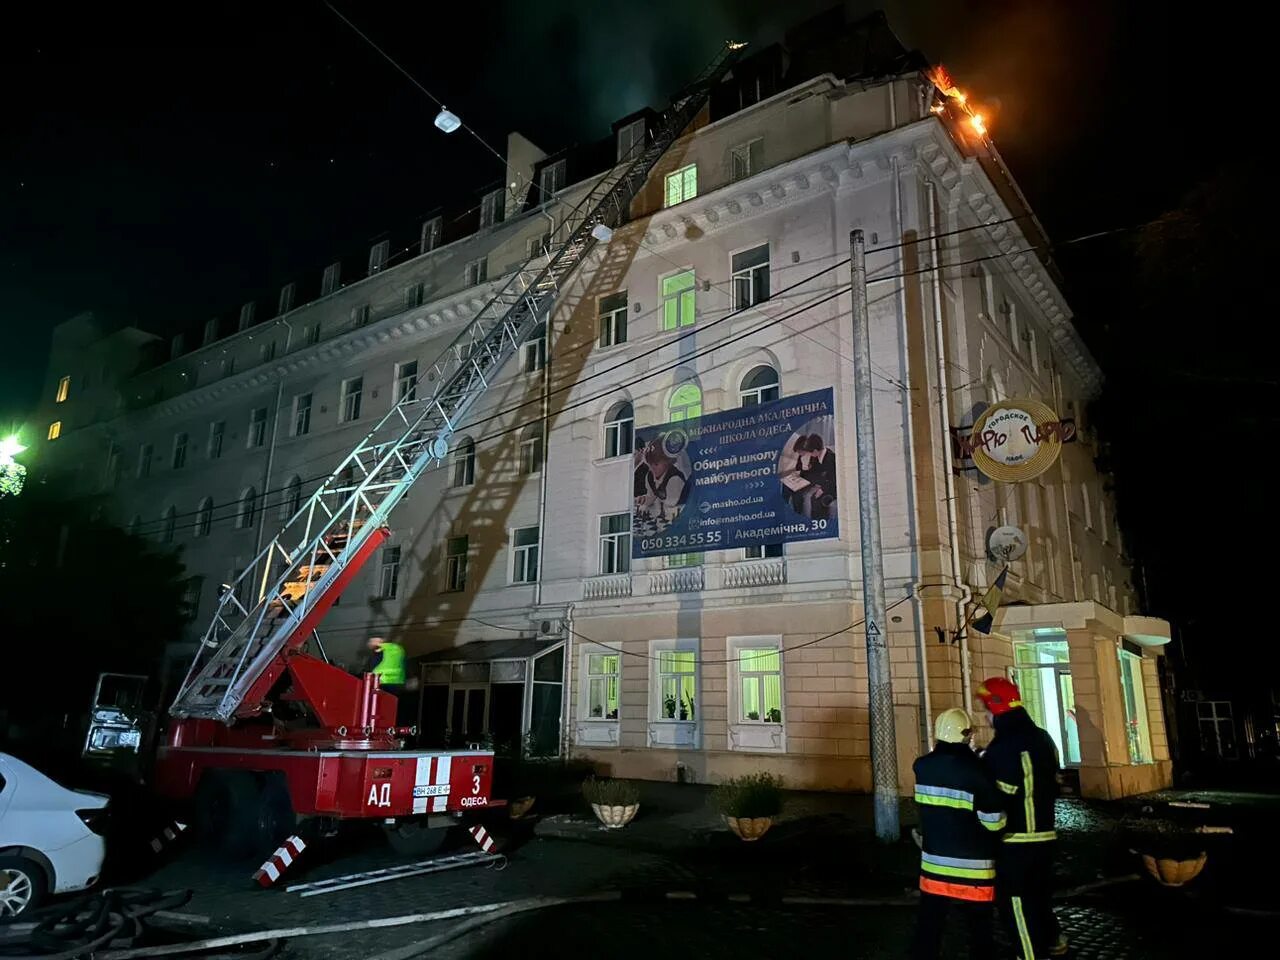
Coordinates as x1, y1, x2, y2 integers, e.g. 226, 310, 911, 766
968, 398, 1064, 482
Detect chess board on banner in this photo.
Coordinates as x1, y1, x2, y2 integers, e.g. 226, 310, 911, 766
631, 387, 840, 560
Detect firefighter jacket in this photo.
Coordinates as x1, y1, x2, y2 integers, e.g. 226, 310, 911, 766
912, 741, 1007, 902
982, 707, 1060, 844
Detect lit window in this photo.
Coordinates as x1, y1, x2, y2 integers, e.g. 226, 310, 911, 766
731, 245, 770, 309
420, 217, 442, 254
603, 402, 634, 459
195, 497, 213, 537
445, 535, 469, 592
451, 437, 476, 488
730, 138, 764, 182
479, 189, 504, 228
538, 159, 566, 199
55, 376, 70, 403
584, 653, 620, 720
739, 365, 779, 407
280, 476, 302, 521
1118, 648, 1152, 763
1012, 630, 1080, 766
656, 649, 696, 721
235, 487, 257, 530
137, 443, 153, 479
663, 164, 697, 207
172, 432, 188, 469
377, 546, 401, 599
208, 421, 225, 459
668, 383, 702, 422
523, 324, 547, 374
293, 394, 312, 436
161, 506, 177, 544
617, 118, 645, 162
599, 513, 631, 574
248, 407, 268, 447
464, 258, 488, 286
395, 361, 418, 403
47, 421, 62, 441
737, 645, 782, 723
518, 424, 543, 475
661, 270, 696, 331
511, 525, 540, 583
340, 377, 363, 423
598, 292, 628, 347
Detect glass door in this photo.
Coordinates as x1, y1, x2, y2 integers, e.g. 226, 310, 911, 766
1056, 668, 1081, 765
449, 685, 489, 740
1012, 629, 1079, 767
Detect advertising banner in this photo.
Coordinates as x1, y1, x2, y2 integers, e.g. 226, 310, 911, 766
632, 387, 840, 559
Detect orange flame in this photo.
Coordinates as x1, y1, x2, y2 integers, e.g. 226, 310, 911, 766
928, 63, 989, 137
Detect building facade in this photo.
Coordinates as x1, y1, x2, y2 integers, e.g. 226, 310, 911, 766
34, 11, 1172, 798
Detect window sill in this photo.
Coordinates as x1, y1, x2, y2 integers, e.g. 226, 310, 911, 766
576, 719, 620, 747
593, 454, 632, 467
648, 719, 697, 749
728, 722, 785, 753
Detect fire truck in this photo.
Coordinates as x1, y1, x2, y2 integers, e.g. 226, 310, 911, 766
151, 43, 744, 859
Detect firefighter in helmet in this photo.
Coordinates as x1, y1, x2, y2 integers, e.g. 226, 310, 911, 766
977, 676, 1068, 958
911, 707, 1006, 959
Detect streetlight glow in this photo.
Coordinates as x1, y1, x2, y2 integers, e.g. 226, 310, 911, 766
0, 435, 26, 465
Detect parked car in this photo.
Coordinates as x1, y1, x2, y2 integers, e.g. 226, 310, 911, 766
0, 753, 109, 918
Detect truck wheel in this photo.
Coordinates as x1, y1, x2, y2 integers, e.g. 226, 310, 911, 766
382, 820, 452, 857
194, 770, 260, 858
0, 857, 47, 919
254, 773, 297, 852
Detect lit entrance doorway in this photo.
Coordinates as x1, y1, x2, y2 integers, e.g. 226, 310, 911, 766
1011, 628, 1081, 766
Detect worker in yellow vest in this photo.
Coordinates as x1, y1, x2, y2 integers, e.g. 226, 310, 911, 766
367, 636, 406, 688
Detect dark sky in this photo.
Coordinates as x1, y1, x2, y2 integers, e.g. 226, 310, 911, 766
2, 1, 1270, 663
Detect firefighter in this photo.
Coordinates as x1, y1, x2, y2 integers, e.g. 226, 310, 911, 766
977, 677, 1068, 959
911, 707, 1007, 960
366, 636, 406, 688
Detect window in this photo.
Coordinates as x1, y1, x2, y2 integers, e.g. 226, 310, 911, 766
745, 543, 784, 560
236, 488, 257, 530
1012, 629, 1080, 766
47, 421, 62, 441
663, 164, 697, 207
1027, 327, 1039, 372
170, 334, 185, 359
730, 138, 764, 181
598, 292, 628, 347
518, 424, 543, 475
420, 216, 442, 254
293, 393, 312, 436
1118, 648, 1153, 764
281, 476, 302, 521
445, 535, 468, 592
304, 322, 321, 346
480, 189, 504, 228
236, 302, 254, 332
603, 401, 634, 459
584, 653, 620, 720
1080, 482, 1093, 529
352, 304, 371, 327
1005, 300, 1020, 354
377, 546, 401, 599
105, 444, 122, 487
451, 437, 476, 487
522, 324, 547, 374
220, 356, 235, 378
321, 262, 341, 296
395, 361, 418, 403
599, 513, 631, 574
404, 282, 426, 309
203, 317, 219, 346
55, 375, 70, 403
278, 282, 297, 315
368, 239, 390, 275
731, 245, 770, 309
340, 377, 363, 422
208, 421, 225, 459
539, 159, 566, 199
172, 432, 188, 469
1197, 701, 1237, 759
511, 525, 540, 583
527, 232, 552, 259
464, 258, 488, 286
617, 118, 645, 162
1099, 499, 1110, 543
248, 407, 268, 447
656, 650, 696, 720
161, 506, 176, 544
260, 340, 276, 364
182, 576, 204, 620
661, 270, 696, 331
737, 645, 782, 723
195, 497, 213, 537
973, 266, 993, 319
739, 365, 779, 407
668, 383, 702, 422
137, 443, 153, 479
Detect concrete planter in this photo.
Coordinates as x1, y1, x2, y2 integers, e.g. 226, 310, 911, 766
1141, 851, 1208, 887
591, 803, 639, 829
510, 796, 536, 820
725, 816, 773, 842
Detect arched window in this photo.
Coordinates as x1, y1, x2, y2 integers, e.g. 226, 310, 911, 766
739, 365, 779, 407
603, 401, 634, 459
280, 476, 302, 521
518, 424, 543, 475
668, 383, 702, 422
236, 487, 257, 530
161, 506, 176, 544
195, 497, 213, 537
126, 515, 141, 536
451, 436, 476, 488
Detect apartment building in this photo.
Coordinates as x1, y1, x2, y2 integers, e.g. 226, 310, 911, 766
34, 9, 1171, 798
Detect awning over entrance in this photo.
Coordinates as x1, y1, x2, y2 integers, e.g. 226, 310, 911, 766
1123, 615, 1172, 648
417, 637, 557, 663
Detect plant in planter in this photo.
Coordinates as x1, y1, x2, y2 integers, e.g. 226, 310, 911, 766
713, 772, 784, 841
1119, 809, 1210, 887
583, 777, 640, 829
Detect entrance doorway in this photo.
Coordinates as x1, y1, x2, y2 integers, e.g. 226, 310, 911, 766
449, 685, 488, 739
1012, 629, 1080, 766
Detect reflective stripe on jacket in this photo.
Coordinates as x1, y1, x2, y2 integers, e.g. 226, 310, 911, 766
913, 741, 1006, 901
982, 707, 1060, 843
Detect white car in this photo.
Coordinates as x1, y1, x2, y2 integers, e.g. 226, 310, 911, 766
0, 753, 109, 918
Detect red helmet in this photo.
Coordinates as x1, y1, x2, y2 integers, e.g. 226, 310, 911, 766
976, 676, 1022, 715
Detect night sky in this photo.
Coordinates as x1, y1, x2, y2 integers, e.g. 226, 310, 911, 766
2, 2, 1271, 671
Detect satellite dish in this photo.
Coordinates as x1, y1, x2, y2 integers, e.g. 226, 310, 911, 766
987, 525, 1028, 562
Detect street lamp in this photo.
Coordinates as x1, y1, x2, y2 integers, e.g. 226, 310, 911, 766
434, 107, 461, 133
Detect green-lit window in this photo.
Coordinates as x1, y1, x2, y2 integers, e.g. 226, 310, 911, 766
664, 164, 697, 207
662, 271, 696, 331
739, 647, 782, 723
668, 383, 702, 422
586, 654, 620, 720
1118, 649, 1153, 764
657, 650, 696, 721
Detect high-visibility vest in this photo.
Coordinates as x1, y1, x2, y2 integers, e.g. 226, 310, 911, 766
372, 642, 406, 686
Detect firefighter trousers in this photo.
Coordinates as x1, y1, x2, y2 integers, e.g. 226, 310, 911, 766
997, 841, 1061, 959
911, 892, 994, 960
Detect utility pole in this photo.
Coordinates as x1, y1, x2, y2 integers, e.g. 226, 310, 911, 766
850, 228, 900, 842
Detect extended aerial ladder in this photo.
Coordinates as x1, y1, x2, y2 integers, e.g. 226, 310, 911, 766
154, 43, 745, 832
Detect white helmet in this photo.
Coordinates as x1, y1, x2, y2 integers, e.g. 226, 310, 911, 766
934, 707, 972, 745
